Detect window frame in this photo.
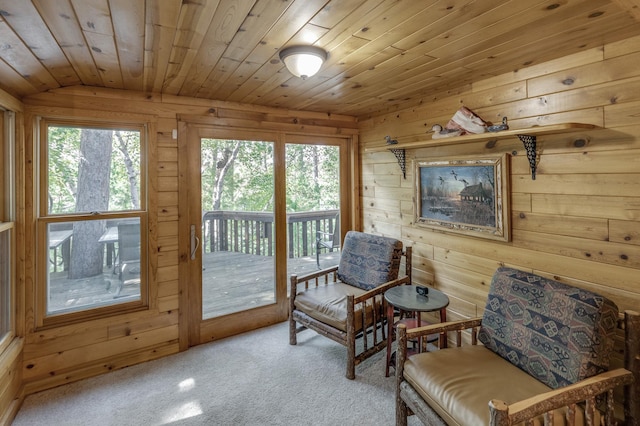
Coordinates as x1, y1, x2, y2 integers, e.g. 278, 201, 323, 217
0, 109, 16, 354
35, 117, 149, 328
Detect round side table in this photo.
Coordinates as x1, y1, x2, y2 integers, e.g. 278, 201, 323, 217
384, 285, 449, 377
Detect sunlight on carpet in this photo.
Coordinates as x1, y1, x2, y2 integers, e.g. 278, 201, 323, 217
12, 322, 421, 426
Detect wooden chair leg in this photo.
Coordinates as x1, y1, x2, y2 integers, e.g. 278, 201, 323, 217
396, 325, 408, 426
346, 295, 355, 379
289, 275, 298, 345
289, 316, 297, 345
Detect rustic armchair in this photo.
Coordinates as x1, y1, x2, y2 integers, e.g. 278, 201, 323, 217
396, 267, 640, 426
290, 230, 411, 379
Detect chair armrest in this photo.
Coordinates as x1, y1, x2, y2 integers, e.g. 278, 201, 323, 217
291, 265, 339, 284
353, 275, 411, 304
403, 317, 483, 341
289, 266, 339, 298
490, 368, 635, 425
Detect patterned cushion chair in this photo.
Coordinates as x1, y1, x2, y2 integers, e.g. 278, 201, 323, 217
289, 230, 412, 379
395, 267, 640, 425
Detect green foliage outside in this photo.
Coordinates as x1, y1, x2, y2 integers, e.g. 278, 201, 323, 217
200, 139, 339, 213
47, 126, 141, 214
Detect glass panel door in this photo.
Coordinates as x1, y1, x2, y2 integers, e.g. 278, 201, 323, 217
200, 138, 275, 319
184, 124, 351, 345
285, 143, 341, 278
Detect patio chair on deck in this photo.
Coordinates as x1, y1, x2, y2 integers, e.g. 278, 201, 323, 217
316, 214, 340, 268
114, 222, 140, 297
290, 230, 412, 379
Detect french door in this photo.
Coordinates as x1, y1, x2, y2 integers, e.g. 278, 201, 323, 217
182, 122, 350, 346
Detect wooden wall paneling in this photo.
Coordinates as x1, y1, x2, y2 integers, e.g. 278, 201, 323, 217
512, 211, 609, 240
0, 339, 23, 425
531, 193, 640, 220
605, 100, 640, 127
157, 264, 178, 282
22, 325, 179, 382
401, 222, 640, 310
604, 33, 640, 58
429, 265, 492, 309
157, 295, 179, 313
107, 310, 178, 340
157, 160, 178, 178
609, 219, 640, 245
512, 228, 640, 269
471, 47, 605, 93
538, 146, 640, 175
366, 218, 401, 239
157, 279, 178, 300
23, 326, 108, 360
432, 247, 507, 278
527, 51, 640, 97
22, 341, 179, 395
512, 173, 640, 197
157, 221, 178, 239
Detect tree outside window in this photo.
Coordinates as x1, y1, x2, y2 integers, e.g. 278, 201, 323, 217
39, 122, 146, 322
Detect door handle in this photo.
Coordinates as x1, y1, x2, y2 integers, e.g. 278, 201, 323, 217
190, 225, 200, 260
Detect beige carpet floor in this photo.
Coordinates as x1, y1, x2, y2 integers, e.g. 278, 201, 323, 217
12, 321, 421, 425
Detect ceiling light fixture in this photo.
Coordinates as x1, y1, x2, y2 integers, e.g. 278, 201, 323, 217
279, 46, 327, 80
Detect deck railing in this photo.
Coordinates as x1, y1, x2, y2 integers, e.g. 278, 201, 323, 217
202, 210, 339, 258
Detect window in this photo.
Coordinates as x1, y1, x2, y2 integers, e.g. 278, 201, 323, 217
0, 110, 15, 352
37, 120, 147, 325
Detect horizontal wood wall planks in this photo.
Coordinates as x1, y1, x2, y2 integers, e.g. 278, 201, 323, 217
360, 34, 640, 321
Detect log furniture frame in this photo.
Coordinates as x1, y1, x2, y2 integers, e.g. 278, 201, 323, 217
289, 231, 412, 379
395, 269, 639, 425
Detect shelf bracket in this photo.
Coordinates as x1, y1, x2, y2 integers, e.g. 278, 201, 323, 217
517, 134, 537, 180
389, 148, 406, 179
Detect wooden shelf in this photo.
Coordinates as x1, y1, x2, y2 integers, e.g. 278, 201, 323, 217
365, 123, 596, 153
367, 123, 596, 180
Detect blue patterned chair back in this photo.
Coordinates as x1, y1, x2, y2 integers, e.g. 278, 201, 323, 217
336, 231, 403, 291
478, 267, 619, 389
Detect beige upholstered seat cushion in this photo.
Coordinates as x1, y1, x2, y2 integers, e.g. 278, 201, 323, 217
294, 282, 380, 332
404, 345, 598, 426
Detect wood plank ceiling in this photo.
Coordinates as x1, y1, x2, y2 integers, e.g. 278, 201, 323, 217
0, 0, 640, 118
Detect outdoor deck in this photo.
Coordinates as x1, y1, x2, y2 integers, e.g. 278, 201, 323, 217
49, 250, 341, 317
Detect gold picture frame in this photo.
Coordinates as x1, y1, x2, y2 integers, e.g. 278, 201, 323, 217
414, 154, 510, 241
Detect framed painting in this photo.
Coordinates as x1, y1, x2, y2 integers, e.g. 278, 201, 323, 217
414, 154, 510, 241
